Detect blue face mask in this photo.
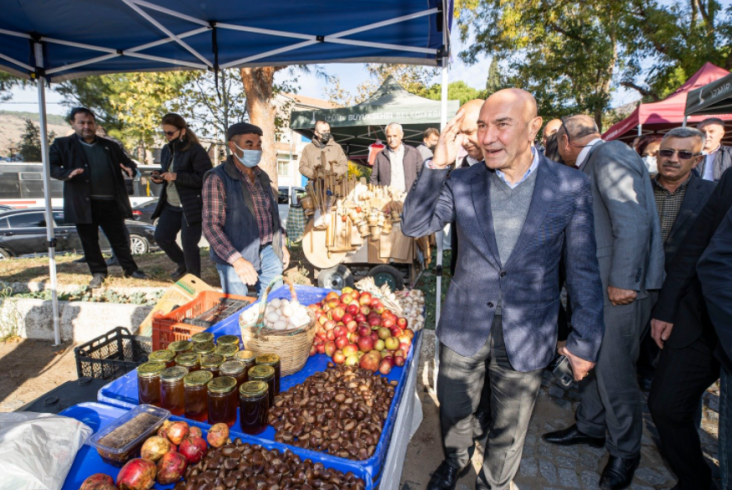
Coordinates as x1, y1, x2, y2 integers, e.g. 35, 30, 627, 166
233, 143, 262, 168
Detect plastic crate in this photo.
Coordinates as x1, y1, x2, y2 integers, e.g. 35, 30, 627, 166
74, 327, 151, 380
151, 291, 255, 350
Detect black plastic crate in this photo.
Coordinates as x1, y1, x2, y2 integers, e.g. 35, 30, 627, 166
74, 327, 152, 380
19, 377, 109, 414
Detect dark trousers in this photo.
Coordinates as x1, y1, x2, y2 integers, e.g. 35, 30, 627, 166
76, 200, 137, 276
438, 316, 543, 490
154, 203, 202, 278
648, 336, 720, 490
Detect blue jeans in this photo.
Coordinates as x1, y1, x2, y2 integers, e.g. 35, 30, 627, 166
721, 367, 732, 490
216, 244, 282, 299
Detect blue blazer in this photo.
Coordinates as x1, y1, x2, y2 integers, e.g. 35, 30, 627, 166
402, 155, 605, 372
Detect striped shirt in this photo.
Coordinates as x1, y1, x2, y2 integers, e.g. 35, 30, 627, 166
203, 165, 274, 265
652, 176, 689, 242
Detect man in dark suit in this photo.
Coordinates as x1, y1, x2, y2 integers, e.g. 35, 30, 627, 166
50, 107, 146, 289
636, 127, 715, 389
697, 117, 732, 181
698, 204, 732, 490
649, 165, 732, 490
545, 115, 665, 489
402, 89, 605, 490
370, 123, 423, 192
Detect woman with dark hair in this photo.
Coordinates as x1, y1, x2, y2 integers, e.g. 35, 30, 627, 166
543, 132, 565, 165
635, 134, 663, 176
151, 113, 213, 280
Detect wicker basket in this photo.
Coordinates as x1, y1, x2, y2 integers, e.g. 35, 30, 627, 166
239, 277, 317, 376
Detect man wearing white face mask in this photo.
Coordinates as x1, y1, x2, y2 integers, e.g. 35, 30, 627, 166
202, 123, 289, 298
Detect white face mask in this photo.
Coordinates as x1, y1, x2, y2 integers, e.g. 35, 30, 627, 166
233, 142, 262, 168
643, 155, 657, 174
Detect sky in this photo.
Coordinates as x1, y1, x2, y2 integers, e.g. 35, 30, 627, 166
0, 28, 641, 118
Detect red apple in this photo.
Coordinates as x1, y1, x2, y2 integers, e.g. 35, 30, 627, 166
394, 355, 406, 367
327, 299, 339, 309
326, 330, 336, 341
322, 304, 331, 313
359, 292, 372, 305
309, 344, 317, 356
393, 348, 405, 358
325, 291, 340, 302
370, 331, 379, 342
397, 317, 408, 329
332, 350, 346, 364
374, 339, 385, 351
342, 313, 354, 324
377, 327, 391, 339
324, 320, 337, 331
403, 329, 415, 340
340, 294, 353, 305
358, 336, 374, 352
349, 289, 360, 301
349, 332, 360, 343
357, 325, 371, 338
333, 325, 347, 338
379, 359, 393, 375
398, 334, 412, 347
318, 315, 328, 325
331, 307, 345, 322
382, 317, 395, 329
385, 337, 399, 351
342, 286, 354, 295
359, 305, 371, 316
347, 304, 360, 316
345, 320, 358, 333
316, 330, 327, 342
335, 335, 349, 349
345, 354, 360, 366
342, 344, 359, 357
389, 326, 404, 338
355, 313, 366, 322
324, 341, 337, 357
316, 343, 326, 354
400, 342, 411, 354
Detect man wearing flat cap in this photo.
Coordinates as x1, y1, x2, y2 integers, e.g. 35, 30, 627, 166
202, 122, 289, 298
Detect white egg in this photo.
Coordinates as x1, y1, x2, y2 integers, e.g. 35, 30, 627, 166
273, 320, 288, 330
270, 299, 282, 308
266, 311, 280, 324
281, 305, 293, 318
280, 299, 290, 307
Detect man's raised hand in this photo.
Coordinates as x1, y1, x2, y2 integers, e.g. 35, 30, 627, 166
431, 109, 466, 169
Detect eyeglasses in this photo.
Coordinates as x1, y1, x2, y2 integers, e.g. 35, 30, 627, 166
162, 129, 180, 137
658, 149, 701, 160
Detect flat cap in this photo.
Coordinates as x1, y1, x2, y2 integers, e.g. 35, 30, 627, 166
227, 122, 263, 141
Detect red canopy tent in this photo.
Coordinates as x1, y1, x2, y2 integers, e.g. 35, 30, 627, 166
603, 62, 732, 143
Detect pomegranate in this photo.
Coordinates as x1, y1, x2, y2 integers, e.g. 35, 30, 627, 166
116, 458, 156, 490
156, 452, 187, 485
207, 423, 230, 448
79, 473, 116, 490
156, 420, 172, 439
165, 421, 189, 445
140, 436, 170, 462
188, 426, 203, 439
178, 436, 207, 464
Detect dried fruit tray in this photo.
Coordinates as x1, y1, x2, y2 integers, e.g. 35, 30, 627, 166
97, 284, 422, 485
60, 402, 371, 490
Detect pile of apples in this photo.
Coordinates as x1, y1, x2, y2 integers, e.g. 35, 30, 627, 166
309, 287, 415, 375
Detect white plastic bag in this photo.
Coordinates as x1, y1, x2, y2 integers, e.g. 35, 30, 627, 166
0, 412, 92, 490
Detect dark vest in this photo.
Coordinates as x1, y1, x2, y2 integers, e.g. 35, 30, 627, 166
206, 159, 282, 269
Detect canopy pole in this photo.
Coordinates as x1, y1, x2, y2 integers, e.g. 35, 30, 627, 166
683, 115, 688, 128
34, 43, 61, 346
637, 124, 642, 137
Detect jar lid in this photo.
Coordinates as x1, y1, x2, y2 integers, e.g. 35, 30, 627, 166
137, 361, 166, 378
216, 344, 240, 358
208, 376, 237, 393
148, 350, 175, 363
248, 365, 275, 381
217, 335, 240, 346
192, 341, 216, 354
161, 366, 188, 382
235, 350, 257, 363
240, 380, 268, 398
220, 360, 246, 376
175, 352, 199, 367
184, 370, 214, 387
191, 332, 214, 344
200, 354, 225, 368
168, 340, 192, 353
255, 354, 280, 366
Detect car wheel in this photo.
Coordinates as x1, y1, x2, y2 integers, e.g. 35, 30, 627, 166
317, 265, 355, 290
367, 265, 405, 291
0, 248, 12, 260
129, 234, 149, 255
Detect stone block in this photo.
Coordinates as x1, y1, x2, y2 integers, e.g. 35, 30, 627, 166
558, 468, 581, 488
539, 458, 558, 485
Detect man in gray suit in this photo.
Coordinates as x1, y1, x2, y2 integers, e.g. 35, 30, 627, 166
545, 115, 665, 490
402, 89, 605, 490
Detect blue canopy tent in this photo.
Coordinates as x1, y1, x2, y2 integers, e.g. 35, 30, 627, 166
0, 1, 452, 387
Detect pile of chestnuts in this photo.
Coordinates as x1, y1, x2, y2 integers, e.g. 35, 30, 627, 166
176, 439, 365, 490
269, 364, 397, 460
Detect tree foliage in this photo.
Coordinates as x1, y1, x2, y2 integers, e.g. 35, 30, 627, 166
17, 119, 55, 162
325, 64, 437, 106
0, 73, 25, 103
418, 81, 486, 105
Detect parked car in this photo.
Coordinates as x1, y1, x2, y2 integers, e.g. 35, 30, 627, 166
0, 208, 157, 259
131, 198, 159, 224
278, 186, 304, 228
0, 205, 13, 211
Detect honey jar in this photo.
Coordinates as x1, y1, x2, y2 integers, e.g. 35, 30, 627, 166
167, 340, 192, 355
255, 354, 281, 395
248, 365, 276, 408
216, 344, 240, 359
207, 376, 238, 428
175, 352, 200, 372
200, 354, 225, 377
216, 335, 240, 347
184, 370, 213, 422
137, 361, 166, 406
192, 341, 216, 358
160, 366, 188, 416
220, 360, 247, 391
191, 332, 214, 344
148, 349, 176, 368
239, 381, 269, 435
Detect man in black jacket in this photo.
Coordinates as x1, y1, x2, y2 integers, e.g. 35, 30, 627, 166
50, 107, 147, 288
370, 123, 423, 193
697, 117, 732, 181
648, 161, 732, 490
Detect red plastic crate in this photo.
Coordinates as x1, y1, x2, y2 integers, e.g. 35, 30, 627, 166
152, 291, 256, 350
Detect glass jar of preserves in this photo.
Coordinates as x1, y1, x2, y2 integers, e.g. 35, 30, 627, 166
184, 370, 214, 422
160, 366, 188, 416
255, 354, 281, 395
168, 340, 192, 355
137, 361, 166, 406
220, 360, 247, 390
239, 381, 269, 435
216, 344, 239, 359
248, 365, 276, 408
191, 332, 214, 344
235, 350, 256, 371
216, 335, 240, 347
175, 352, 200, 372
192, 341, 216, 358
207, 376, 238, 428
200, 354, 225, 377
148, 349, 176, 368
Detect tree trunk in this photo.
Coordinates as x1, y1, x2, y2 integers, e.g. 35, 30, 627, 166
240, 66, 280, 186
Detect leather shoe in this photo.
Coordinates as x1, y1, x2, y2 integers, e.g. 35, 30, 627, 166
542, 424, 605, 447
88, 274, 106, 289
170, 265, 187, 281
106, 256, 120, 267
125, 270, 148, 280
599, 454, 640, 490
427, 461, 461, 490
